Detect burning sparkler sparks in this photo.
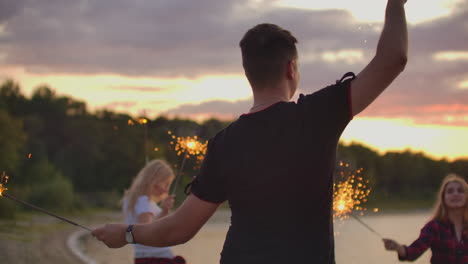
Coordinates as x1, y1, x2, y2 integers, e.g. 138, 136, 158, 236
333, 162, 382, 238
127, 118, 148, 126
128, 117, 150, 162
0, 171, 8, 196
168, 131, 208, 194
169, 131, 207, 160
333, 164, 371, 221
137, 118, 148, 125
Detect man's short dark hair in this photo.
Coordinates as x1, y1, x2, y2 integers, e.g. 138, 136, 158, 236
239, 23, 298, 88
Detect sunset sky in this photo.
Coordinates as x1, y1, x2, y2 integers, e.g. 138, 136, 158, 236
0, 0, 467, 160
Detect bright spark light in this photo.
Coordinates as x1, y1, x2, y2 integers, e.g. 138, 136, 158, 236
333, 162, 374, 221
137, 118, 148, 124
0, 171, 9, 196
168, 131, 208, 168
128, 118, 148, 126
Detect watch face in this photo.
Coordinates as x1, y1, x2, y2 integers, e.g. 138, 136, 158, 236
125, 231, 134, 243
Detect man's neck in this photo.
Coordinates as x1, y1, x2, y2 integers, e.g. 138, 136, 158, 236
249, 85, 291, 113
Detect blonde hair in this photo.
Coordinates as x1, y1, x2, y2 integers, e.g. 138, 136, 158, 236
432, 173, 468, 225
122, 159, 174, 215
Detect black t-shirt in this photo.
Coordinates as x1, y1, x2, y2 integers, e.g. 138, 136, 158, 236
190, 74, 354, 264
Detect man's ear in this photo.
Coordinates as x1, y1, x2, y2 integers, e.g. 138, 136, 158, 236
286, 60, 296, 80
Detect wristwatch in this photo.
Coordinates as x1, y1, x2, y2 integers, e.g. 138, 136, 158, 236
125, 225, 135, 244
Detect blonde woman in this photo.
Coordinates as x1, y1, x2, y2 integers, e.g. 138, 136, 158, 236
383, 173, 468, 263
122, 159, 186, 264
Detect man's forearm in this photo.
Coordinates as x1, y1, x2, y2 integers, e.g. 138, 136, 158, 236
133, 213, 186, 247
377, 0, 408, 63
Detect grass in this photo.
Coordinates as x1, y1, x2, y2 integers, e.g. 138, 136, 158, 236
0, 208, 124, 264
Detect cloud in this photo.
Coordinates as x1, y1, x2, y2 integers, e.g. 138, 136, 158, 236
0, 0, 376, 78
0, 0, 467, 126
111, 86, 166, 93
164, 98, 252, 120
0, 0, 24, 23
0, 0, 245, 77
102, 101, 137, 109
361, 104, 468, 127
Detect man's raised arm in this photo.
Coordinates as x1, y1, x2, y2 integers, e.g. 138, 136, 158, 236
351, 0, 408, 116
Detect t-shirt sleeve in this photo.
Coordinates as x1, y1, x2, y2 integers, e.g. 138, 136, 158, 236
400, 221, 436, 261
134, 195, 160, 216
189, 137, 227, 204
298, 72, 354, 135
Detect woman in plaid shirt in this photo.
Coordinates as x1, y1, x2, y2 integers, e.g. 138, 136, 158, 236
383, 174, 468, 264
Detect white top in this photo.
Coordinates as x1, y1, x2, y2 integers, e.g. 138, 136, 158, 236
123, 195, 174, 259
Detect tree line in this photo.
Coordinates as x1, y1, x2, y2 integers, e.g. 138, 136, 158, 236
0, 79, 466, 218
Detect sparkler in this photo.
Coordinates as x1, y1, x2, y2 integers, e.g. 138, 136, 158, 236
349, 212, 383, 238
168, 131, 208, 195
333, 163, 382, 238
138, 117, 149, 163
128, 117, 150, 163
0, 172, 91, 232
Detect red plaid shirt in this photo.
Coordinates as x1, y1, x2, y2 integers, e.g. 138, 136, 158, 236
400, 219, 468, 264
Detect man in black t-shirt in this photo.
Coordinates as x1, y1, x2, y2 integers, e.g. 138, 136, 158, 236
93, 1, 409, 263
190, 72, 354, 263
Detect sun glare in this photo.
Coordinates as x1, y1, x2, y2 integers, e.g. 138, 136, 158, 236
433, 51, 468, 62
275, 0, 462, 24
459, 81, 468, 90
321, 49, 365, 64
1, 67, 251, 118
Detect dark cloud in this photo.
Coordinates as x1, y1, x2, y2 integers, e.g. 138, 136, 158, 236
0, 0, 246, 76
0, 0, 25, 23
0, 0, 375, 77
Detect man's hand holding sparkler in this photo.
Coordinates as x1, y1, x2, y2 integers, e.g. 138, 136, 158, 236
93, 194, 219, 249
92, 224, 128, 248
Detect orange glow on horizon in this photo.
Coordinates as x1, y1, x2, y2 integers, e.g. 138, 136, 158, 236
341, 117, 468, 161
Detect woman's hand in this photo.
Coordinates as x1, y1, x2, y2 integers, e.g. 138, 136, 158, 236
383, 238, 400, 251
160, 195, 175, 213
383, 238, 406, 257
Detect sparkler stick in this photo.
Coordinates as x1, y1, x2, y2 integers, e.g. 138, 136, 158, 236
168, 132, 208, 196
1, 193, 92, 232
349, 212, 383, 238
171, 150, 188, 195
